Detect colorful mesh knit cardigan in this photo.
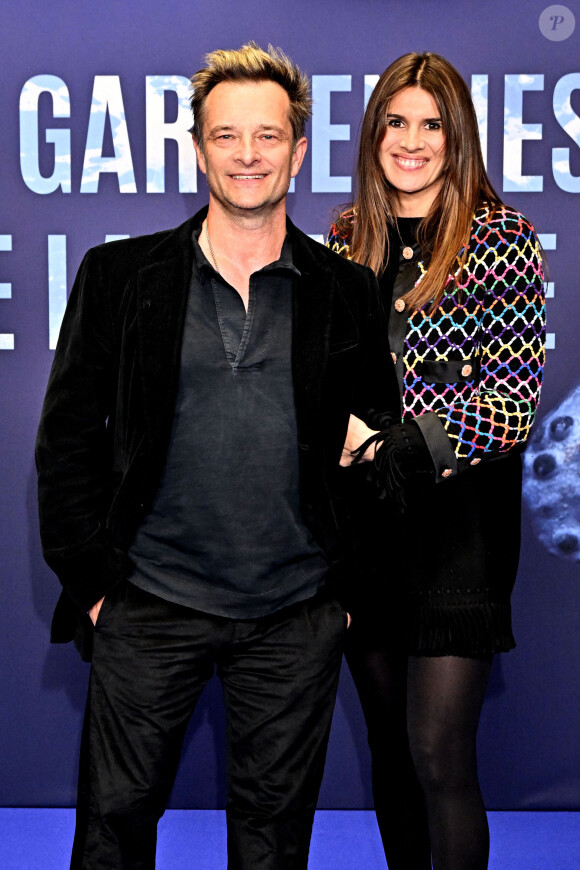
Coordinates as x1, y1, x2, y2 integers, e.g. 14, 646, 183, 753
327, 205, 546, 483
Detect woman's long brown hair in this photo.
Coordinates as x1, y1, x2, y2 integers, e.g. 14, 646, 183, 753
339, 53, 502, 311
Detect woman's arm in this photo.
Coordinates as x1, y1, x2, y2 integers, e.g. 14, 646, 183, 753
412, 208, 546, 479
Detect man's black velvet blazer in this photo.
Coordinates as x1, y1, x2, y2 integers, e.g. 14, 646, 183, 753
35, 207, 397, 659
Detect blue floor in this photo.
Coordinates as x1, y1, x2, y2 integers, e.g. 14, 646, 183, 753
0, 809, 578, 868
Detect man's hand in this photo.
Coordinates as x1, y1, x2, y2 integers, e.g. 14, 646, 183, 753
88, 597, 105, 626
339, 414, 380, 466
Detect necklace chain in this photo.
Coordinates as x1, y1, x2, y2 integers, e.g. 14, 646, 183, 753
205, 221, 220, 273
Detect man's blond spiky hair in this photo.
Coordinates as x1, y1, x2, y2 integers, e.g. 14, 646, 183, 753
190, 41, 311, 146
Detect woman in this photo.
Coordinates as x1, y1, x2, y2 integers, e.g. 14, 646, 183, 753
328, 53, 546, 870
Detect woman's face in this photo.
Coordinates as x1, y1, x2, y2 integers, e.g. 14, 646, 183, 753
378, 86, 446, 216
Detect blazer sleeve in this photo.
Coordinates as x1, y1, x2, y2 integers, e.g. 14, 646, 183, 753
353, 267, 399, 422
35, 246, 128, 612
326, 228, 399, 423
415, 210, 546, 478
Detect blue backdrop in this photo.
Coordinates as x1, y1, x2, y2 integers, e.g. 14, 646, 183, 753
1, 0, 579, 809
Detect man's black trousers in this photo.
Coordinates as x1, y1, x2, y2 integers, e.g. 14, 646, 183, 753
70, 582, 347, 869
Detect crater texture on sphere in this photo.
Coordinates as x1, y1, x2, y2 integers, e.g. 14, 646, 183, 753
522, 383, 580, 560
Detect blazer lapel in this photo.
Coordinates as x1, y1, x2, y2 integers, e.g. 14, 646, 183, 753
136, 216, 198, 446
290, 224, 336, 440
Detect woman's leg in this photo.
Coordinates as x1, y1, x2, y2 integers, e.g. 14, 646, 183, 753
407, 655, 492, 870
345, 623, 431, 869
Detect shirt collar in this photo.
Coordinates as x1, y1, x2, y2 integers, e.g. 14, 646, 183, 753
191, 225, 300, 278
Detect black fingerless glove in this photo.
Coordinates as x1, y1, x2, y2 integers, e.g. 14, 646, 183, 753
351, 420, 434, 509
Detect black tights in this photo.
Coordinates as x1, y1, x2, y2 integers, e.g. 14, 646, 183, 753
345, 626, 492, 870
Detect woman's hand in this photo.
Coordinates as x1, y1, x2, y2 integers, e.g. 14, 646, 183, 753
340, 414, 380, 466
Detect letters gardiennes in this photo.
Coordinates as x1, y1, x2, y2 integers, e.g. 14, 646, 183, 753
18, 71, 580, 197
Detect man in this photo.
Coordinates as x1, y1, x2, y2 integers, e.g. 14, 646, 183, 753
36, 43, 396, 869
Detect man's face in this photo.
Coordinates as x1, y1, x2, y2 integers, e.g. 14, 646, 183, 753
194, 80, 307, 219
